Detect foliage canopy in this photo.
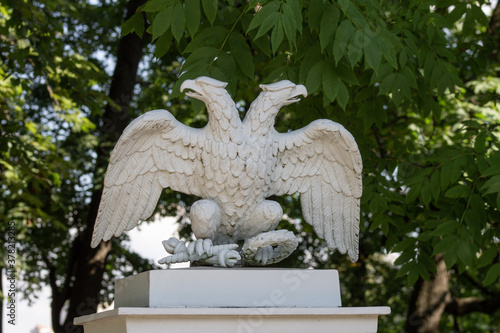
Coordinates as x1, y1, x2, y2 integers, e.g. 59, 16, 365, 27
1, 0, 499, 331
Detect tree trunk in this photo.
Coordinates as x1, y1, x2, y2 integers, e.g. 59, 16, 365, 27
51, 0, 147, 331
404, 254, 450, 333
1, 267, 3, 333
488, 0, 500, 59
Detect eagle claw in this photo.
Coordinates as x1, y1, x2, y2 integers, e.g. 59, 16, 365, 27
158, 237, 240, 267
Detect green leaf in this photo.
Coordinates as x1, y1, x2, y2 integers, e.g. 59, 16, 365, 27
380, 28, 398, 69
299, 44, 322, 82
319, 5, 340, 51
481, 174, 500, 195
143, 0, 171, 12
431, 220, 459, 237
430, 171, 440, 202
484, 263, 500, 286
229, 32, 254, 79
336, 81, 349, 110
456, 241, 473, 267
477, 246, 498, 268
247, 1, 279, 32
271, 21, 284, 54
51, 172, 62, 187
348, 29, 364, 67
308, 0, 326, 31
445, 185, 470, 199
282, 3, 298, 48
305, 60, 326, 94
171, 2, 186, 43
336, 62, 359, 85
448, 3, 466, 23
184, 26, 227, 53
264, 66, 286, 82
444, 250, 457, 269
185, 0, 201, 36
420, 179, 431, 206
392, 237, 417, 252
202, 0, 218, 24
481, 164, 500, 177
363, 28, 382, 74
322, 64, 340, 103
370, 194, 387, 216
474, 130, 487, 152
152, 7, 172, 41
471, 4, 489, 26
121, 13, 142, 37
333, 20, 355, 64
183, 46, 218, 70
286, 0, 302, 33
338, 0, 365, 26
405, 183, 421, 204
379, 72, 397, 95
214, 52, 238, 87
255, 12, 280, 39
408, 267, 419, 285
154, 30, 173, 58
253, 35, 271, 57
417, 261, 430, 281
394, 250, 415, 266
440, 163, 452, 190
399, 50, 408, 68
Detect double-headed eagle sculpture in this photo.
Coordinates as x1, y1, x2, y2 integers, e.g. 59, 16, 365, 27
91, 77, 362, 267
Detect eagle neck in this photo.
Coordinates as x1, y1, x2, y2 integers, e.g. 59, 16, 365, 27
245, 92, 280, 136
206, 92, 241, 140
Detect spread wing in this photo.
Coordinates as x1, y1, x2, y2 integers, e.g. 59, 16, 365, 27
91, 110, 204, 248
270, 119, 362, 262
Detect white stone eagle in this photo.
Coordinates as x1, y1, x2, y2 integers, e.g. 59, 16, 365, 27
91, 76, 362, 267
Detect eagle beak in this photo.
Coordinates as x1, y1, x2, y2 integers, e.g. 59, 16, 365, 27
284, 84, 308, 105
180, 79, 205, 101
295, 84, 307, 98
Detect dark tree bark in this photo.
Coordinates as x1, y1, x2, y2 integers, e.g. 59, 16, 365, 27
488, 0, 500, 59
0, 267, 3, 333
445, 293, 500, 316
47, 0, 147, 331
404, 255, 450, 333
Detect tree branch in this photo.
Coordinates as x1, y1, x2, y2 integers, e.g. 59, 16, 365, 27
445, 294, 500, 316
43, 257, 65, 333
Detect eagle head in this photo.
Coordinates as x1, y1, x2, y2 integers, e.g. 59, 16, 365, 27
259, 80, 308, 107
180, 76, 228, 105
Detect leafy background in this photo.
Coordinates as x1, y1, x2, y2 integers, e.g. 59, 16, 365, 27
1, 0, 500, 332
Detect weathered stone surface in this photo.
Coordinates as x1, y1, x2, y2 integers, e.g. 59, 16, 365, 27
114, 268, 342, 308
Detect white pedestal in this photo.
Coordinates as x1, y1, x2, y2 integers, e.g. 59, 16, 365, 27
114, 268, 342, 308
75, 268, 390, 333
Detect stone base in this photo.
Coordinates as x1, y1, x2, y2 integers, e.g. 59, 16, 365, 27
75, 268, 390, 332
114, 268, 342, 308
74, 306, 391, 333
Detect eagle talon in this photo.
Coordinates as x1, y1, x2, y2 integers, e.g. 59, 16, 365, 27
242, 230, 299, 266
162, 237, 187, 254
159, 237, 240, 267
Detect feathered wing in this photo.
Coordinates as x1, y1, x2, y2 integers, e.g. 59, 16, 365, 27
270, 119, 362, 262
91, 110, 205, 248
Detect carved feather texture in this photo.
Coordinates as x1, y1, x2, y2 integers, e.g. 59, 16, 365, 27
92, 79, 362, 266
270, 119, 362, 262
91, 110, 207, 248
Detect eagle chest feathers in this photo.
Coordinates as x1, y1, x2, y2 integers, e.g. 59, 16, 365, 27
198, 134, 273, 226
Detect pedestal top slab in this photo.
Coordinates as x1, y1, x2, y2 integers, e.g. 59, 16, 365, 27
74, 306, 392, 325
115, 268, 341, 308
